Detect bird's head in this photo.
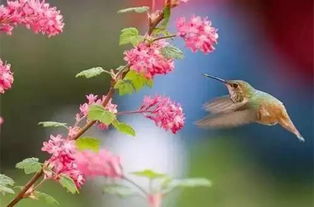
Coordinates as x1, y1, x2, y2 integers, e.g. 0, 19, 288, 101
203, 74, 255, 102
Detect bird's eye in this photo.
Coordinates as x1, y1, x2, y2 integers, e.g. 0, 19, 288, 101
232, 83, 238, 88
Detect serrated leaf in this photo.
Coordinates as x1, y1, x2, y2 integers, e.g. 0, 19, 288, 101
118, 6, 149, 14
132, 169, 166, 179
75, 137, 101, 152
159, 6, 171, 29
88, 105, 116, 125
119, 27, 143, 46
59, 174, 78, 194
16, 158, 42, 174
114, 80, 135, 95
112, 120, 136, 136
75, 67, 106, 78
38, 121, 67, 128
34, 191, 60, 206
161, 45, 184, 59
103, 184, 135, 197
162, 178, 211, 193
0, 174, 14, 186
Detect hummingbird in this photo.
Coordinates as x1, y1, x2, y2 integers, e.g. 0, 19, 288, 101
197, 74, 304, 142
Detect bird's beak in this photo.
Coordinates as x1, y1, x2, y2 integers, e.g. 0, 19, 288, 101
203, 73, 227, 84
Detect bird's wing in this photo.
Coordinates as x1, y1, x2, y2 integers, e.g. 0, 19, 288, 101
204, 95, 247, 114
196, 109, 257, 128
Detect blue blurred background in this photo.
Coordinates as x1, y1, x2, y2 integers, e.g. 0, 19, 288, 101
0, 0, 313, 206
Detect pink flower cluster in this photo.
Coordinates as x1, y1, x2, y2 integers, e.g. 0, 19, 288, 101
140, 96, 185, 134
0, 0, 64, 36
124, 40, 174, 79
42, 135, 123, 187
0, 59, 13, 94
74, 150, 122, 178
77, 94, 118, 130
176, 16, 218, 53
42, 135, 85, 187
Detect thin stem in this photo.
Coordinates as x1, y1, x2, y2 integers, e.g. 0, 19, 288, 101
33, 178, 46, 191
7, 170, 44, 207
152, 34, 176, 42
123, 176, 148, 196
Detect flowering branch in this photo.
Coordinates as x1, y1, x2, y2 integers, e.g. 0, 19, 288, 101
1, 0, 219, 206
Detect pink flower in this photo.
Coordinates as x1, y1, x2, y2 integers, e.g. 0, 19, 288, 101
74, 149, 122, 178
42, 134, 85, 187
124, 40, 174, 79
76, 94, 118, 130
148, 193, 163, 207
140, 96, 185, 134
0, 59, 13, 94
176, 16, 218, 53
0, 0, 64, 36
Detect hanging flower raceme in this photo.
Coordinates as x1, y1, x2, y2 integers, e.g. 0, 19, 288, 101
139, 96, 185, 134
74, 149, 122, 178
0, 116, 3, 125
0, 0, 64, 36
124, 40, 174, 79
41, 135, 85, 188
176, 16, 218, 53
0, 59, 13, 94
76, 94, 118, 130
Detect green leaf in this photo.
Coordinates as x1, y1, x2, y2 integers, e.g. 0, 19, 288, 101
0, 174, 14, 186
118, 6, 149, 14
119, 27, 143, 46
103, 184, 135, 197
0, 185, 15, 195
114, 71, 153, 96
34, 191, 60, 206
114, 80, 135, 95
75, 67, 106, 78
161, 45, 184, 59
0, 174, 15, 195
112, 120, 136, 136
59, 174, 78, 194
16, 158, 42, 174
162, 178, 211, 193
88, 104, 116, 125
159, 6, 171, 29
38, 121, 67, 128
132, 169, 166, 179
75, 137, 101, 152
152, 28, 172, 36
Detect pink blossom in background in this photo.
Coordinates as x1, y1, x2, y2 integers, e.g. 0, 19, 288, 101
176, 16, 218, 53
0, 59, 13, 94
140, 96, 185, 133
76, 94, 118, 130
74, 149, 122, 178
0, 116, 3, 125
148, 193, 163, 207
0, 0, 64, 36
124, 40, 175, 79
42, 135, 85, 187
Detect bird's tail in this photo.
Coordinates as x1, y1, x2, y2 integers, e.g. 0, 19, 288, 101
278, 116, 305, 142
